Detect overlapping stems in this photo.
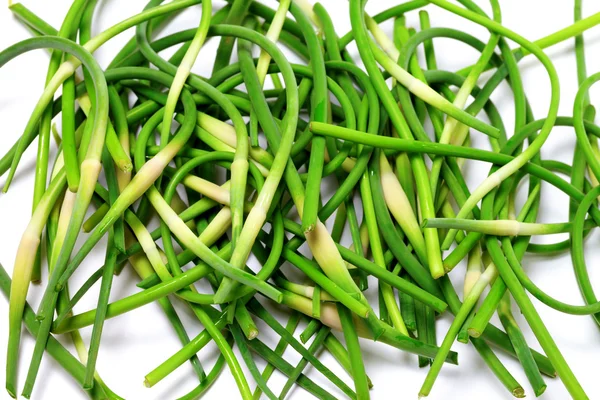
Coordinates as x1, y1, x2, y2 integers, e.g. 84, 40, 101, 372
425, 0, 560, 250
113, 1, 572, 376
348, 0, 445, 279
56, 68, 279, 302
5, 0, 600, 399
1, 0, 204, 186
207, 13, 364, 309
5, 2, 213, 394
135, 0, 248, 250
3, 36, 109, 398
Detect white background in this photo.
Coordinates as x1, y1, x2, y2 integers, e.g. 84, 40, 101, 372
2, 0, 600, 399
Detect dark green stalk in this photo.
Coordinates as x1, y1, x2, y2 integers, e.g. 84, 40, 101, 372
279, 326, 331, 399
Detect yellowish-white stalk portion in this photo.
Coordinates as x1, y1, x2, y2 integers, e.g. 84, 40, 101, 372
201, 111, 358, 174
183, 176, 231, 205
366, 15, 399, 61
293, 0, 319, 27
51, 123, 61, 146
276, 277, 337, 302
161, 31, 210, 141
464, 244, 482, 297
306, 221, 363, 295
77, 94, 132, 173
256, 0, 292, 84
467, 263, 498, 302
130, 204, 231, 283
380, 155, 427, 263
372, 45, 447, 109
50, 190, 77, 271
180, 179, 255, 213
128, 214, 172, 282
198, 113, 271, 175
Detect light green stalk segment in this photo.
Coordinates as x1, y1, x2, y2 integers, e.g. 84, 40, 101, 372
126, 214, 172, 282
227, 103, 249, 242
110, 85, 132, 192
305, 220, 365, 295
197, 112, 273, 169
513, 11, 600, 57
273, 275, 337, 302
235, 304, 259, 340
419, 263, 498, 397
426, 0, 560, 250
154, 0, 246, 249
423, 218, 585, 236
194, 126, 270, 177
453, 9, 600, 77
182, 177, 232, 205
370, 43, 499, 139
247, 0, 290, 155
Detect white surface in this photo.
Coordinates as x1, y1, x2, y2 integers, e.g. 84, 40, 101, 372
2, 1, 600, 399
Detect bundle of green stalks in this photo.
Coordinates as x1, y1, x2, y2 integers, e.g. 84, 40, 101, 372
1, 0, 600, 398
